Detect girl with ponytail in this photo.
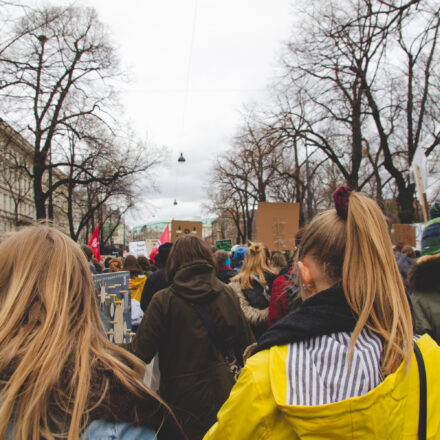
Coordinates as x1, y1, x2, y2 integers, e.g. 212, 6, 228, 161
0, 225, 187, 440
204, 188, 440, 440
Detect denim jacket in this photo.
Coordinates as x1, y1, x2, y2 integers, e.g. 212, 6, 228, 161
82, 420, 156, 439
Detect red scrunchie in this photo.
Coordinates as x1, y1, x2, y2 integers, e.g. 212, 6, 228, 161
333, 186, 353, 219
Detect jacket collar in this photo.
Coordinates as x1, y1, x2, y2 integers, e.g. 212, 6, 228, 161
256, 284, 357, 353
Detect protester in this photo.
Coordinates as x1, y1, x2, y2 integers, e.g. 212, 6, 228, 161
91, 256, 103, 273
102, 256, 113, 273
409, 201, 440, 344
138, 255, 154, 276
0, 225, 187, 440
108, 258, 122, 272
231, 245, 247, 271
269, 251, 287, 276
123, 255, 147, 331
81, 244, 97, 274
204, 188, 440, 439
268, 229, 306, 328
230, 243, 276, 339
214, 250, 237, 284
140, 242, 172, 312
128, 235, 255, 440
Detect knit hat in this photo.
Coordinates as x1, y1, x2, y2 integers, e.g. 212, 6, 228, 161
233, 246, 247, 262
421, 217, 440, 256
429, 201, 440, 220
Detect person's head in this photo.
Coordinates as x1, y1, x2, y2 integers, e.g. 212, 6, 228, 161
109, 258, 121, 272
137, 255, 151, 272
296, 187, 412, 376
155, 242, 173, 267
232, 246, 247, 265
421, 204, 440, 256
166, 236, 216, 281
234, 243, 273, 289
104, 256, 112, 268
270, 251, 288, 271
401, 245, 416, 259
429, 201, 440, 220
214, 250, 231, 269
0, 225, 163, 439
81, 244, 93, 262
122, 254, 143, 276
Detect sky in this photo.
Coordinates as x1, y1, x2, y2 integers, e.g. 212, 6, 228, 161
76, 0, 294, 226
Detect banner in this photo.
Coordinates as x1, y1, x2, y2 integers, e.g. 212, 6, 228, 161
149, 223, 170, 262
88, 221, 101, 263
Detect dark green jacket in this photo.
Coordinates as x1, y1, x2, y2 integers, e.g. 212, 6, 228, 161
128, 260, 255, 440
409, 253, 440, 344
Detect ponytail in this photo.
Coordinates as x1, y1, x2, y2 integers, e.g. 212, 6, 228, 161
343, 192, 413, 374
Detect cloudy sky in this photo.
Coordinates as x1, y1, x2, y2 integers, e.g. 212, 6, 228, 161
77, 0, 294, 226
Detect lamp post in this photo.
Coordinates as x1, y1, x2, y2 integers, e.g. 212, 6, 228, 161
174, 153, 186, 205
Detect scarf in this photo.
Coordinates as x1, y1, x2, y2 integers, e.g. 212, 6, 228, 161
255, 284, 357, 354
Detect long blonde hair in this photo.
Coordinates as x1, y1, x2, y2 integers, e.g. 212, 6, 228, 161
0, 225, 168, 439
233, 243, 274, 289
298, 191, 413, 375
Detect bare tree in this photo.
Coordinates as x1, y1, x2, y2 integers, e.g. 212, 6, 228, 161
0, 5, 121, 219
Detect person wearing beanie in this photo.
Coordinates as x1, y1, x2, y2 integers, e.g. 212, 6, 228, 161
214, 250, 237, 284
140, 242, 173, 312
232, 246, 247, 272
409, 201, 440, 343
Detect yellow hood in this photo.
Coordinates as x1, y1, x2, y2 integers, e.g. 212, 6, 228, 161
204, 334, 440, 439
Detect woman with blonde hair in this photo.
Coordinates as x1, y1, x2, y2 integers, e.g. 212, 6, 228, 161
230, 243, 276, 339
204, 188, 440, 439
0, 225, 187, 440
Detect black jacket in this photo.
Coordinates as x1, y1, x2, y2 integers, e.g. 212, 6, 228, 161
140, 267, 170, 312
216, 268, 237, 284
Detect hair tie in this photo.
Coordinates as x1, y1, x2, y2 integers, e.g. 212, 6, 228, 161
333, 186, 354, 219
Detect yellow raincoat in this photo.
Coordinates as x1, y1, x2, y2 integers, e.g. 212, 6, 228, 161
204, 334, 440, 439
130, 275, 146, 302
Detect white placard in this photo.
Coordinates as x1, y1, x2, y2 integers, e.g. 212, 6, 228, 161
128, 241, 147, 257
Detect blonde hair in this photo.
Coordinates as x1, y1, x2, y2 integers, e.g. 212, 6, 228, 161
298, 192, 413, 375
0, 225, 168, 439
233, 243, 274, 290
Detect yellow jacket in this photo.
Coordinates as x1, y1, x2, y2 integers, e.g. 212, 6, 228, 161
204, 334, 440, 439
130, 275, 146, 302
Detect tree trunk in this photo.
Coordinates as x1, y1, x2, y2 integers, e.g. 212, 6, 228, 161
33, 152, 46, 219
397, 183, 416, 224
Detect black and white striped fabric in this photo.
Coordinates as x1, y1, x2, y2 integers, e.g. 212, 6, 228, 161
286, 328, 384, 406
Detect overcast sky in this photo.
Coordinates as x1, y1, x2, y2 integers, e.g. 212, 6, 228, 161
75, 0, 294, 226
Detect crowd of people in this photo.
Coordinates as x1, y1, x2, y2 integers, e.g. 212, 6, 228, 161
0, 188, 439, 439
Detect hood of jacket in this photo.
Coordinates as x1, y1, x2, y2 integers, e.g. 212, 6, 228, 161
408, 253, 440, 293
170, 260, 225, 302
258, 334, 437, 438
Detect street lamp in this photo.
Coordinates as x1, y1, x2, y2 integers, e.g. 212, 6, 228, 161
178, 152, 186, 163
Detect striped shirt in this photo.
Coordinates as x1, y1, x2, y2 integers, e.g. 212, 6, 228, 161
286, 328, 384, 406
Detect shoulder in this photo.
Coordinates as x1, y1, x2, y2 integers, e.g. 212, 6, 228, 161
82, 420, 156, 440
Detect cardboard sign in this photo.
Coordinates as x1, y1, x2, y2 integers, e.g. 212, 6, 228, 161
391, 224, 416, 247
171, 220, 202, 242
256, 202, 300, 251
128, 241, 147, 257
216, 239, 232, 251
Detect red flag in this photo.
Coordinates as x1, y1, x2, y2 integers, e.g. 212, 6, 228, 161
88, 221, 101, 263
149, 223, 170, 262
